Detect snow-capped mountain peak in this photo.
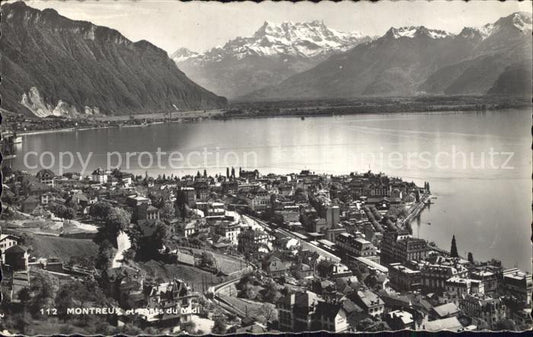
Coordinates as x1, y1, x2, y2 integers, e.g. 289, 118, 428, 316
386, 26, 452, 39
511, 11, 532, 32
485, 12, 532, 36
170, 47, 200, 62
173, 20, 369, 63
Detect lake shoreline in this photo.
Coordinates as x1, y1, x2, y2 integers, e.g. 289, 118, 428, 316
11, 110, 530, 271
17, 105, 528, 137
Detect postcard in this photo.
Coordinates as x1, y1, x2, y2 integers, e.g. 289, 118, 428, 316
0, 0, 531, 335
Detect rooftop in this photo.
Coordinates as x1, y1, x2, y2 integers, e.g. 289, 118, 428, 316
423, 317, 463, 332
432, 303, 459, 318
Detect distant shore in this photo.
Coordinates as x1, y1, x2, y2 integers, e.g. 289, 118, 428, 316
12, 96, 530, 137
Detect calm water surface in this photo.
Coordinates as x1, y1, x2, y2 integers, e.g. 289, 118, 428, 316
12, 110, 532, 271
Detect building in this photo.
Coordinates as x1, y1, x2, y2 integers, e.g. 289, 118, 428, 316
240, 168, 260, 181
445, 277, 484, 306
419, 317, 463, 332
243, 189, 270, 211
4, 245, 29, 271
278, 291, 320, 332
140, 278, 197, 326
238, 228, 270, 255
351, 289, 385, 318
294, 263, 314, 279
389, 263, 422, 292
145, 205, 160, 221
214, 220, 241, 245
381, 230, 428, 265
326, 206, 340, 228
207, 202, 225, 217
179, 219, 207, 238
431, 303, 460, 319
502, 268, 532, 306
183, 222, 197, 238
309, 218, 328, 233
278, 206, 300, 223
91, 168, 108, 184
262, 255, 290, 277
194, 181, 209, 201
222, 181, 238, 195
420, 260, 468, 291
180, 187, 196, 207
330, 263, 353, 279
470, 268, 500, 294
336, 232, 378, 258
40, 192, 54, 205
313, 301, 350, 332
460, 294, 506, 328
277, 183, 294, 197
1, 268, 31, 303
36, 169, 55, 187
385, 310, 415, 330
277, 291, 349, 332
0, 234, 18, 257
126, 195, 151, 208
134, 204, 160, 222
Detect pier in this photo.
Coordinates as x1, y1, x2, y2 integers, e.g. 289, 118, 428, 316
402, 193, 431, 232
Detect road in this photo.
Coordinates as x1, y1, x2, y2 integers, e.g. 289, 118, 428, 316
208, 277, 249, 318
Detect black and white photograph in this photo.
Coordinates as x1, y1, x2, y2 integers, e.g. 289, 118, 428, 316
0, 0, 531, 335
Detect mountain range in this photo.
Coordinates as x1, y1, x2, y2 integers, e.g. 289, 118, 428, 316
172, 21, 372, 99
1, 2, 530, 117
0, 2, 226, 117
240, 12, 532, 101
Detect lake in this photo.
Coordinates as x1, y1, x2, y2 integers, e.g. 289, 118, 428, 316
12, 109, 532, 271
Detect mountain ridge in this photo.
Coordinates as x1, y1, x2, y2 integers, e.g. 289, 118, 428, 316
1, 1, 227, 117
239, 12, 531, 101
172, 20, 372, 99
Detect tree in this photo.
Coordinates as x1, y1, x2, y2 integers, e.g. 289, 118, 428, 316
316, 259, 334, 278
62, 207, 76, 220
450, 234, 459, 258
28, 273, 53, 317
357, 318, 390, 332
152, 221, 168, 250
55, 280, 109, 319
95, 240, 115, 270
212, 316, 227, 334
159, 201, 175, 221
240, 285, 257, 300
259, 303, 278, 323
129, 220, 168, 261
17, 233, 33, 247
49, 204, 76, 219
17, 288, 32, 306
89, 201, 113, 220
174, 189, 188, 219
262, 281, 282, 304
94, 207, 131, 246
200, 252, 216, 269
468, 252, 474, 263
67, 256, 95, 270
294, 188, 307, 203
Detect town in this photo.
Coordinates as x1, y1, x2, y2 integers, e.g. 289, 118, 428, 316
0, 166, 530, 334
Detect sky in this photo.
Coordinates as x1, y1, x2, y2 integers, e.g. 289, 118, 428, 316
22, 0, 533, 54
